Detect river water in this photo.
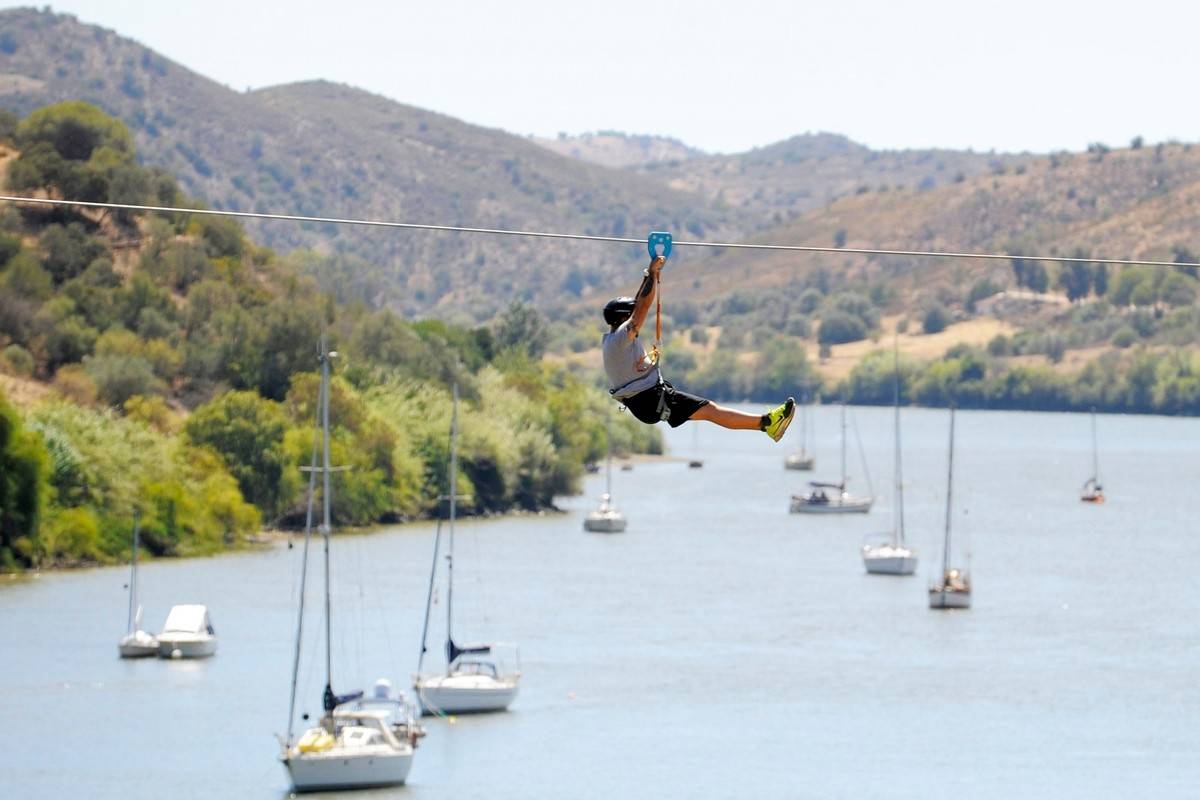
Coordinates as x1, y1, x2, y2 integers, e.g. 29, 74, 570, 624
1, 406, 1197, 799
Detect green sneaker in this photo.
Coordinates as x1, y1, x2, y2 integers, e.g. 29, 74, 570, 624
763, 397, 796, 442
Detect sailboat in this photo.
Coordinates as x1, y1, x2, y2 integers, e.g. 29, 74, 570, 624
688, 424, 703, 469
1080, 408, 1104, 503
413, 385, 521, 716
790, 402, 872, 514
281, 339, 423, 792
929, 407, 970, 610
117, 513, 158, 658
585, 419, 627, 532
785, 395, 815, 470
863, 341, 917, 575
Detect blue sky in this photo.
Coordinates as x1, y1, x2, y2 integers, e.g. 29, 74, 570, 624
26, 0, 1200, 154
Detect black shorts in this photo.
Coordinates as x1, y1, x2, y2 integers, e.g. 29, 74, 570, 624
619, 381, 709, 428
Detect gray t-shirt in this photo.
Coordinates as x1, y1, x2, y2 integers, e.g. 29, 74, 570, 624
602, 320, 660, 398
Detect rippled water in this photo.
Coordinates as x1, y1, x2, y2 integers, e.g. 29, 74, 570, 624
2, 406, 1197, 798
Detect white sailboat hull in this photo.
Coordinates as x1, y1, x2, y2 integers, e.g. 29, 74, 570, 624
784, 454, 814, 470
790, 496, 872, 514
862, 546, 918, 575
284, 747, 413, 792
415, 674, 519, 715
929, 588, 971, 609
584, 511, 626, 532
157, 633, 217, 659
118, 630, 159, 658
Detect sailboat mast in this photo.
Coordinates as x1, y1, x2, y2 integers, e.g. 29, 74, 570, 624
320, 338, 333, 694
1091, 407, 1099, 482
416, 518, 442, 677
605, 416, 613, 497
893, 340, 905, 548
840, 402, 847, 489
286, 425, 321, 744
800, 389, 808, 454
445, 384, 459, 663
941, 407, 956, 577
126, 512, 141, 633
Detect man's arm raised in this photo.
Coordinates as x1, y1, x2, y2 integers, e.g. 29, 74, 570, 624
627, 256, 664, 338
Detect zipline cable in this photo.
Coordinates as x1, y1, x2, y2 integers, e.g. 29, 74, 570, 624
2, 194, 1198, 270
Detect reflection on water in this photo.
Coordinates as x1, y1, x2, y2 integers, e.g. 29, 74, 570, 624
1, 407, 1197, 799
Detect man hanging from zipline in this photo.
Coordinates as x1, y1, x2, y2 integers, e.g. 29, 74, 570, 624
602, 235, 795, 441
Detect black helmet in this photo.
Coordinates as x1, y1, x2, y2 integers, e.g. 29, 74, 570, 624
603, 297, 636, 326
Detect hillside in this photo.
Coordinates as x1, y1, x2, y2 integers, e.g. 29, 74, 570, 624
531, 131, 703, 168
0, 7, 745, 319
682, 142, 1200, 303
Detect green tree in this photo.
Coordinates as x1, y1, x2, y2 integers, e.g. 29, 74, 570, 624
817, 312, 867, 345
184, 391, 291, 520
0, 391, 49, 568
1058, 256, 1094, 302
9, 102, 137, 203
495, 300, 547, 358
1026, 262, 1049, 293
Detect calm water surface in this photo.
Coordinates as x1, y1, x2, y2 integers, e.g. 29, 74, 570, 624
2, 407, 1197, 798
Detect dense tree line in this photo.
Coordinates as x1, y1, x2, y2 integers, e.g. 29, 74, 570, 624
840, 345, 1200, 415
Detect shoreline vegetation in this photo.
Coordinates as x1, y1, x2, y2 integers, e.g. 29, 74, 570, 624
0, 102, 661, 572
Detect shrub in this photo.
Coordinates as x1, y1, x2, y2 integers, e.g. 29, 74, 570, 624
86, 354, 162, 407
986, 335, 1011, 357
922, 304, 949, 334
1111, 326, 1136, 348
817, 312, 867, 345
52, 365, 98, 405
2, 344, 34, 376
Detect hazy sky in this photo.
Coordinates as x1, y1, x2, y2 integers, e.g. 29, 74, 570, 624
25, 0, 1200, 154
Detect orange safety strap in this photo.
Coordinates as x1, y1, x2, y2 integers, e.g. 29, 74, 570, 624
651, 269, 662, 365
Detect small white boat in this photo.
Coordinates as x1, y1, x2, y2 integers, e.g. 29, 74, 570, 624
863, 340, 917, 575
929, 568, 972, 609
784, 452, 814, 470
585, 421, 627, 532
863, 542, 918, 575
118, 515, 158, 658
413, 385, 521, 716
791, 403, 873, 515
584, 493, 627, 532
929, 408, 971, 610
281, 340, 423, 792
156, 604, 217, 658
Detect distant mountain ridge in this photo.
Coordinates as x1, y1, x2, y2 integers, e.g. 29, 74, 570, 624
1, 5, 1188, 338
0, 8, 743, 318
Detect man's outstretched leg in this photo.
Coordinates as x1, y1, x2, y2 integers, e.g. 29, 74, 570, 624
693, 397, 795, 442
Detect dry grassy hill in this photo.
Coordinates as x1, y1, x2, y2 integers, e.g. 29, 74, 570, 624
678, 143, 1200, 305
